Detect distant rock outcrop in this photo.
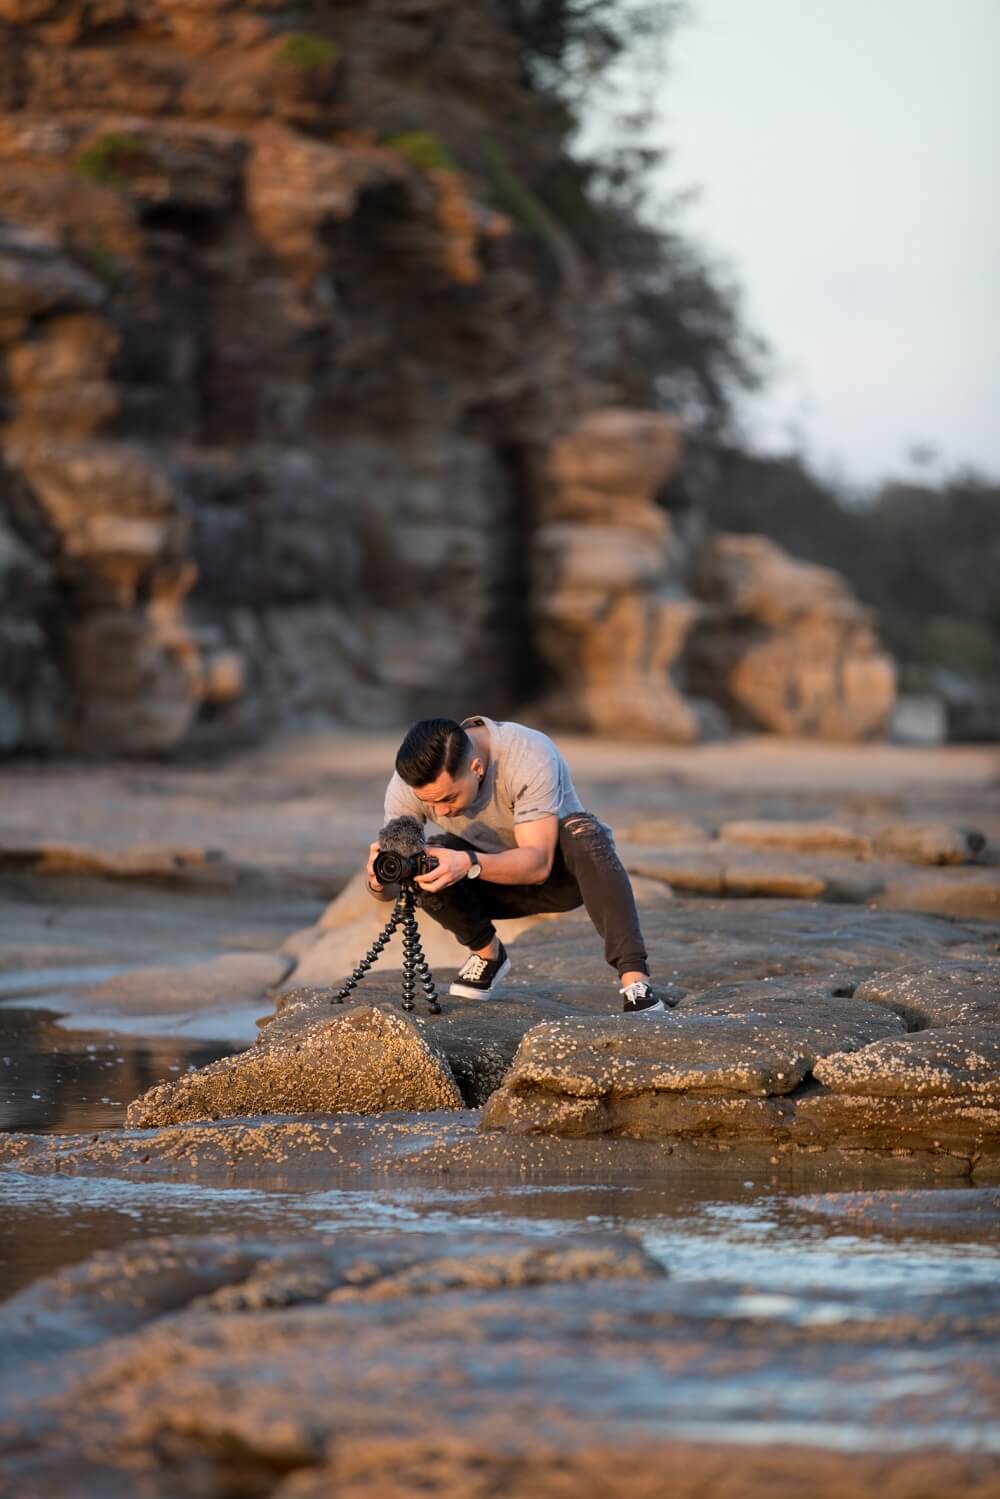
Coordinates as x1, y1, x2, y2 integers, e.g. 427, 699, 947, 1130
532, 408, 702, 741
687, 533, 896, 739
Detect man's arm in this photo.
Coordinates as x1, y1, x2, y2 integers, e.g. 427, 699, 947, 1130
482, 815, 558, 884
414, 816, 558, 892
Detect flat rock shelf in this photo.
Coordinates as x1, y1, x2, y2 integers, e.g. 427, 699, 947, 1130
1, 734, 998, 1497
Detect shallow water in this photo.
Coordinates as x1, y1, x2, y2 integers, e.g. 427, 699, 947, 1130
2, 1167, 998, 1451
2, 1168, 997, 1294
0, 1005, 233, 1134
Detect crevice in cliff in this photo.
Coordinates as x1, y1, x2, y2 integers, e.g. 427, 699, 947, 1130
491, 440, 546, 712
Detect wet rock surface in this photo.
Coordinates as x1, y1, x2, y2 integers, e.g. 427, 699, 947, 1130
1, 735, 999, 1495
813, 1027, 1000, 1098
794, 1185, 1000, 1238
88, 842, 996, 1171
126, 1004, 463, 1127
488, 1002, 904, 1102
61, 952, 291, 1028
854, 958, 1000, 1027
1, 1223, 997, 1499
477, 914, 998, 1171
0, 1227, 661, 1362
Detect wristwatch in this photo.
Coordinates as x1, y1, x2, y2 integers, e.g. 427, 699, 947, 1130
465, 850, 482, 880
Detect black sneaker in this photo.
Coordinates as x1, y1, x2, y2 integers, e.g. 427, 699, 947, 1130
620, 980, 670, 1014
449, 942, 512, 999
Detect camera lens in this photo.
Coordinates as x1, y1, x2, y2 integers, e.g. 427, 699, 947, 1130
373, 850, 403, 885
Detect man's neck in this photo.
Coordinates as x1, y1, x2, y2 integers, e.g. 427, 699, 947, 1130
467, 723, 491, 774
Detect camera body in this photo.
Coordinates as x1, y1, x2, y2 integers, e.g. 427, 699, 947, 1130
372, 848, 437, 886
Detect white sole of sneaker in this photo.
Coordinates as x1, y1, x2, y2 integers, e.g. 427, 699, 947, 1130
449, 955, 512, 999
623, 999, 665, 1014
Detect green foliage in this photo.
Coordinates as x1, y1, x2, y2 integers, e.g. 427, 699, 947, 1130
383, 131, 458, 173
487, 3, 764, 439
480, 136, 554, 241
74, 133, 148, 187
498, 0, 685, 87
275, 32, 340, 70
861, 473, 1000, 676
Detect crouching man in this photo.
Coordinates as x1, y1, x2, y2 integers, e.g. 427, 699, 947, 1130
365, 715, 678, 1014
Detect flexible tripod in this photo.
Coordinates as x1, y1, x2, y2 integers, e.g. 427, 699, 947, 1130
333, 879, 441, 1014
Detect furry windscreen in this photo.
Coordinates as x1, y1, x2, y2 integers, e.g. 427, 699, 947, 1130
378, 815, 425, 855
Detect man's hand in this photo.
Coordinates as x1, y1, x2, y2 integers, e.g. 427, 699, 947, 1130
365, 840, 387, 893
414, 845, 471, 893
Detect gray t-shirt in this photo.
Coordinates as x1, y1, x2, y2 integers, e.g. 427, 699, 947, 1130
383, 716, 584, 854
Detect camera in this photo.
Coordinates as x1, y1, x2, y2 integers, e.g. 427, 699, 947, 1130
372, 848, 437, 885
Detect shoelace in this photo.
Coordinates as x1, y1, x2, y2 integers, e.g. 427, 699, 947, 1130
621, 981, 650, 1003
460, 954, 489, 981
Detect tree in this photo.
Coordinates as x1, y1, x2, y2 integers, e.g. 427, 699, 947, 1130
496, 0, 768, 441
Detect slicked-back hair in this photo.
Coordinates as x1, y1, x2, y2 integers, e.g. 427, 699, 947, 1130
395, 718, 472, 789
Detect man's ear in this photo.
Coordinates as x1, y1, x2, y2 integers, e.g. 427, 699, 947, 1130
470, 757, 485, 781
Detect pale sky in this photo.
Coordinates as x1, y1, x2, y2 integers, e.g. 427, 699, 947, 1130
596, 0, 1000, 489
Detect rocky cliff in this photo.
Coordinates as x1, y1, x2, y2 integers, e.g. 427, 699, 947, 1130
0, 0, 895, 754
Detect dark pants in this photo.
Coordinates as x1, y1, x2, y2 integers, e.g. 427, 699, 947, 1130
419, 812, 649, 979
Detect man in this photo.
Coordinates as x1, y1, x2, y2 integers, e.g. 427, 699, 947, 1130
365, 715, 678, 1014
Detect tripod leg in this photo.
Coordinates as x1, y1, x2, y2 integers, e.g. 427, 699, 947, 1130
403, 909, 441, 1015
333, 904, 402, 1003
418, 962, 441, 1015
334, 884, 442, 1016
400, 911, 418, 1012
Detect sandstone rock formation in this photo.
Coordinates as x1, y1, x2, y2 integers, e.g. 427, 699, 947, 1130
0, 0, 897, 754
0, 1, 581, 753
532, 407, 702, 740
687, 533, 897, 738
109, 874, 1000, 1177
126, 1003, 463, 1125
480, 954, 1000, 1175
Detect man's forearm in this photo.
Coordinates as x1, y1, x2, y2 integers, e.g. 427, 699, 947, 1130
477, 847, 549, 885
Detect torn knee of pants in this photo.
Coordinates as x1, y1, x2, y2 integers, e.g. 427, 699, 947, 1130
562, 814, 615, 855
564, 813, 601, 836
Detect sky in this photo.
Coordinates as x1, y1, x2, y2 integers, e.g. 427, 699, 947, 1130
595, 0, 1000, 490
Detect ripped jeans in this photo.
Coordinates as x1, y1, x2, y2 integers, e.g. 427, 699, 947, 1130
419, 812, 649, 979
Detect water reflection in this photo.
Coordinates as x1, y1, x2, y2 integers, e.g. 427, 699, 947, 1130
0, 1006, 232, 1135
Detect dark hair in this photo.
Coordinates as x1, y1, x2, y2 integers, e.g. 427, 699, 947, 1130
395, 718, 472, 788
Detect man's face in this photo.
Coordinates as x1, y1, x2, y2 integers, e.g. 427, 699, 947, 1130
413, 759, 482, 819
